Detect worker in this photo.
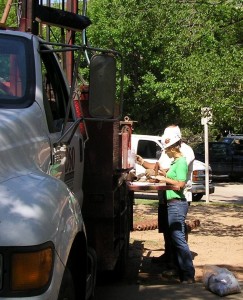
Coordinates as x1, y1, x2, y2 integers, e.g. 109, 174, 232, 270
155, 133, 195, 283
136, 125, 195, 267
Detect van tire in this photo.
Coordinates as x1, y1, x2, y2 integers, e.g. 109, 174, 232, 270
192, 193, 203, 201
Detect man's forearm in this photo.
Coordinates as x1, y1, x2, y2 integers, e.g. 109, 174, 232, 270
141, 161, 155, 169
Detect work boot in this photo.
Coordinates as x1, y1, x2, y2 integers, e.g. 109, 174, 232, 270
181, 278, 195, 284
162, 268, 179, 278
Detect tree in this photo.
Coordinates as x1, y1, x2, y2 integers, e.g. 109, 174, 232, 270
87, 0, 243, 137
2, 1, 243, 137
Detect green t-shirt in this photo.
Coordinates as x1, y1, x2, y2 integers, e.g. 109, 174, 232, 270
166, 157, 188, 200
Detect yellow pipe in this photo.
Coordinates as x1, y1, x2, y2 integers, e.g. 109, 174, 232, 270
0, 0, 13, 26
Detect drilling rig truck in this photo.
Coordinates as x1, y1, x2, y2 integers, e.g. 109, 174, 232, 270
0, 1, 134, 299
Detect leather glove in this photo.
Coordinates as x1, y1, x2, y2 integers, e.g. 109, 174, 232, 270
136, 155, 144, 165
145, 169, 155, 176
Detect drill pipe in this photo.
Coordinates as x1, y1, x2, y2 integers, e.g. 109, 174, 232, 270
133, 219, 200, 232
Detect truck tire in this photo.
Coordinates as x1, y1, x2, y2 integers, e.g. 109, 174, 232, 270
192, 193, 203, 201
86, 247, 97, 300
58, 267, 75, 300
114, 192, 133, 280
114, 235, 129, 279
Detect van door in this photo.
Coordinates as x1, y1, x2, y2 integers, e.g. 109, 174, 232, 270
231, 142, 243, 177
209, 143, 232, 176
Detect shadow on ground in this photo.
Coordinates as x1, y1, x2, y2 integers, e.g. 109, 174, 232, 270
94, 239, 243, 300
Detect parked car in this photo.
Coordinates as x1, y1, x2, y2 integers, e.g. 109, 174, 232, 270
194, 141, 243, 179
132, 134, 214, 201
219, 134, 243, 145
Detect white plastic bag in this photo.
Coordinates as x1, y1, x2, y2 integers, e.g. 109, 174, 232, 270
202, 265, 241, 297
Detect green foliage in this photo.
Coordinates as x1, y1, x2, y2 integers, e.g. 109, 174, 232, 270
2, 0, 243, 138
87, 0, 243, 137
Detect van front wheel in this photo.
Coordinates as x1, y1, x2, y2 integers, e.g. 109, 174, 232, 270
192, 193, 203, 202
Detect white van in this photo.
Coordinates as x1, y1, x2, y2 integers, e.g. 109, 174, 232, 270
131, 134, 215, 201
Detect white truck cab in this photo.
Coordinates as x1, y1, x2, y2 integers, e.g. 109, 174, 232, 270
131, 134, 215, 201
0, 21, 132, 300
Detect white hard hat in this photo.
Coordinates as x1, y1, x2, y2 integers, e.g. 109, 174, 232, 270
162, 134, 181, 149
163, 125, 182, 139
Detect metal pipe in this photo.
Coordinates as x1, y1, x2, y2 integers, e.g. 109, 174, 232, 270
0, 0, 13, 25
82, 0, 90, 64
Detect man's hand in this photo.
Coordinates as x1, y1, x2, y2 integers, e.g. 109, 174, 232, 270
158, 169, 167, 176
155, 175, 166, 182
136, 155, 144, 165
145, 169, 155, 176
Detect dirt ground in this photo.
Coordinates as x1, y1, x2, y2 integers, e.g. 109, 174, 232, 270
127, 202, 243, 285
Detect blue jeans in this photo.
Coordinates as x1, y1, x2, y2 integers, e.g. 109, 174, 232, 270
167, 200, 195, 281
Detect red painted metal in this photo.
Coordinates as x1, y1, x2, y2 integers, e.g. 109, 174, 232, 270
65, 0, 78, 85
120, 117, 134, 169
73, 84, 89, 136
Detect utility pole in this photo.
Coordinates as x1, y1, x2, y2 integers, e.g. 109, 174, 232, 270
201, 107, 213, 203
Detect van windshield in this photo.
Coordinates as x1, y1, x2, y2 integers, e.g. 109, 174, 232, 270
0, 35, 35, 108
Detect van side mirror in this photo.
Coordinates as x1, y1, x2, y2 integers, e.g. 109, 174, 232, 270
89, 54, 116, 118
156, 149, 162, 160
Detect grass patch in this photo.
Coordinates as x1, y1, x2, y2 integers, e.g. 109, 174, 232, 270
190, 201, 243, 208
134, 199, 243, 210
134, 199, 159, 207
135, 200, 243, 208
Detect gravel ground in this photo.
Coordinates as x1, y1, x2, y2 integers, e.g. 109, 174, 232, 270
94, 182, 243, 300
